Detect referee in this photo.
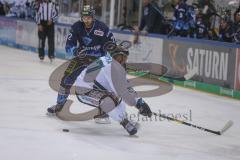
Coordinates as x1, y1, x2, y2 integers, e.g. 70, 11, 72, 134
36, 0, 58, 61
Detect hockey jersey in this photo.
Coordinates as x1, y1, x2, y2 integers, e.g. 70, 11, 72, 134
173, 2, 189, 31
66, 19, 115, 59
76, 55, 138, 107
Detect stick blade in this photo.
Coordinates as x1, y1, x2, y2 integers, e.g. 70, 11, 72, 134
184, 67, 198, 80
220, 120, 234, 135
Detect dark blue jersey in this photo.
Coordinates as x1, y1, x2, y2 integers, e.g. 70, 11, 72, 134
65, 19, 115, 58
219, 24, 235, 43
173, 2, 189, 31
173, 2, 188, 22
196, 20, 208, 39
187, 5, 196, 28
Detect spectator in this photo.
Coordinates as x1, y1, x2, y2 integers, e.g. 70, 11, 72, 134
138, 0, 165, 34
218, 16, 234, 43
195, 13, 208, 39
33, 0, 41, 11
25, 0, 32, 18
3, 2, 10, 15
234, 10, 240, 30
234, 5, 240, 22
0, 1, 5, 16
233, 10, 240, 43
187, 5, 196, 38
198, 0, 216, 29
11, 0, 27, 18
172, 0, 189, 37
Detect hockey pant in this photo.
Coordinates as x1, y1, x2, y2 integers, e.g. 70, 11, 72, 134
76, 82, 127, 122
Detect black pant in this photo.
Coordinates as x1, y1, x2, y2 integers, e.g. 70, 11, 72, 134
38, 24, 55, 59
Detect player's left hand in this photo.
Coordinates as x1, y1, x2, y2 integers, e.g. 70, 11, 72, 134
136, 98, 152, 117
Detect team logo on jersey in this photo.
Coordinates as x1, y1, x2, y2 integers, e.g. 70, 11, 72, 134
94, 30, 104, 36
82, 37, 93, 45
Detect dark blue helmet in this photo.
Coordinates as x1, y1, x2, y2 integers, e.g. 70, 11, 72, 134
81, 5, 95, 17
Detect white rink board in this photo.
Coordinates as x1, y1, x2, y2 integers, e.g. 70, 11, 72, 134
113, 32, 163, 64
16, 20, 38, 47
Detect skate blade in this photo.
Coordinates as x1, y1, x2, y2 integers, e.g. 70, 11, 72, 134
46, 112, 56, 117
94, 117, 111, 124
134, 122, 140, 130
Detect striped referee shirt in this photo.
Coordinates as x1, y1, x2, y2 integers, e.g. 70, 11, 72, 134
36, 0, 58, 25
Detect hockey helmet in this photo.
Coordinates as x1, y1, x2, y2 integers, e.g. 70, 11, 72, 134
81, 5, 95, 17
103, 41, 131, 57
110, 46, 129, 58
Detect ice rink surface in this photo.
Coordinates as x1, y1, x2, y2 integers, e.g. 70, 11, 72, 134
0, 45, 239, 160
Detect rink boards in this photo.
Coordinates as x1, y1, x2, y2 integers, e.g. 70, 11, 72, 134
0, 16, 239, 99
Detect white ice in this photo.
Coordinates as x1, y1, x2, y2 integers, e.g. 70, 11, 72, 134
0, 45, 239, 160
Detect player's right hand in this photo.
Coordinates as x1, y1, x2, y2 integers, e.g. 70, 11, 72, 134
65, 46, 78, 59
74, 48, 87, 59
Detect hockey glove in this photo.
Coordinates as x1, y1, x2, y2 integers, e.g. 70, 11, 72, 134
66, 46, 77, 59
136, 98, 152, 117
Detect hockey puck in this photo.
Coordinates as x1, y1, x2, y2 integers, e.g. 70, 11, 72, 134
62, 129, 69, 132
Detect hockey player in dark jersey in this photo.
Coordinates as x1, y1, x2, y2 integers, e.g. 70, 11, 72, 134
47, 5, 115, 115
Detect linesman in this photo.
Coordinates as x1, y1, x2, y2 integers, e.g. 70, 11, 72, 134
36, 0, 58, 61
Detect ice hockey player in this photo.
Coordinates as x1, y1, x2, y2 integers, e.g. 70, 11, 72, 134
74, 43, 153, 135
47, 5, 115, 115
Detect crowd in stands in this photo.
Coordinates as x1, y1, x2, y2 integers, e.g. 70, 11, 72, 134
170, 0, 240, 43
0, 0, 239, 44
0, 0, 41, 19
138, 0, 240, 43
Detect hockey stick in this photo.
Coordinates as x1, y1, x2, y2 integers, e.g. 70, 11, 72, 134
163, 67, 198, 81
127, 62, 198, 81
152, 112, 233, 135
